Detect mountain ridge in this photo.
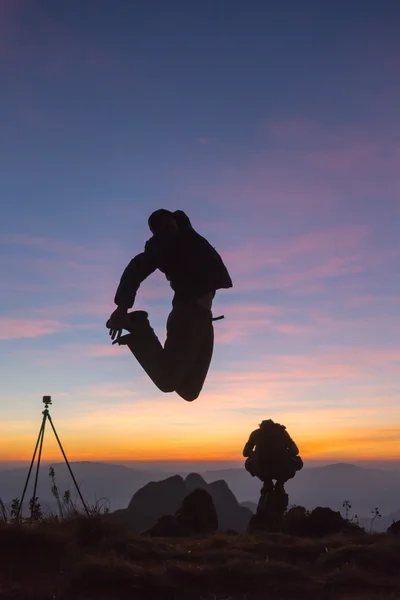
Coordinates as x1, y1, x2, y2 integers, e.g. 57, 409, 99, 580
1, 460, 399, 530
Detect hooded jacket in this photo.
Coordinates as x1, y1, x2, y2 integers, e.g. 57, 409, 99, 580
243, 423, 300, 461
114, 210, 233, 308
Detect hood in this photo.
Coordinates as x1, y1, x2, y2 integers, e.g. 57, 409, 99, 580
173, 210, 193, 230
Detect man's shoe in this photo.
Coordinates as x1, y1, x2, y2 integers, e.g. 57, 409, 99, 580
106, 310, 149, 332
125, 310, 149, 332
111, 311, 150, 345
112, 333, 134, 346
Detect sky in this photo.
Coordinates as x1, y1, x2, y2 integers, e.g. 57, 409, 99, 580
0, 0, 399, 465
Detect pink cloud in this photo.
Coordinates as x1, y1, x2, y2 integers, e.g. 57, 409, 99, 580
305, 142, 381, 173
25, 302, 113, 320
214, 303, 310, 344
326, 345, 400, 367
266, 118, 321, 139
79, 344, 123, 358
225, 303, 281, 316
265, 119, 400, 197
0, 318, 65, 340
174, 118, 400, 221
220, 225, 375, 295
229, 345, 400, 383
0, 234, 120, 262
0, 236, 172, 307
76, 381, 143, 399
223, 225, 370, 274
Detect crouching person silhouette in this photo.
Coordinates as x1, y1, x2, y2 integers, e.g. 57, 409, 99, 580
106, 210, 233, 401
244, 420, 303, 530
244, 419, 303, 493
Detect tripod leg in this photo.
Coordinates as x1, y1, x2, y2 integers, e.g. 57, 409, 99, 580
31, 414, 47, 518
17, 415, 46, 521
47, 414, 89, 516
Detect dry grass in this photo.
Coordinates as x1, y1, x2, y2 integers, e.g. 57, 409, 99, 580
0, 518, 399, 599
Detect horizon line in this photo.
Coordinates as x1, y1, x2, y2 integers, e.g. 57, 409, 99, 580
2, 457, 400, 465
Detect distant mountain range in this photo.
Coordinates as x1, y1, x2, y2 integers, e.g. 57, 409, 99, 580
1, 461, 399, 531
111, 472, 252, 533
202, 462, 400, 517
0, 461, 164, 514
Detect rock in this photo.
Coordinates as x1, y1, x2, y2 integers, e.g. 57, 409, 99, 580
282, 506, 364, 538
247, 490, 288, 533
125, 475, 188, 531
176, 488, 218, 534
387, 520, 400, 535
142, 514, 188, 537
112, 473, 252, 533
185, 473, 208, 491
282, 506, 309, 536
240, 501, 257, 513
308, 507, 351, 537
142, 489, 218, 537
206, 479, 252, 532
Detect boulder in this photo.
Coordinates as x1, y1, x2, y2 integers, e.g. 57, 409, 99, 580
176, 488, 218, 534
247, 490, 288, 533
308, 506, 351, 537
126, 475, 187, 531
112, 472, 252, 533
387, 520, 400, 535
282, 506, 364, 537
282, 506, 309, 536
142, 489, 218, 537
142, 514, 188, 537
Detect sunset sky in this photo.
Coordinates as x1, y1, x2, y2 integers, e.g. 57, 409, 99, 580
0, 0, 399, 464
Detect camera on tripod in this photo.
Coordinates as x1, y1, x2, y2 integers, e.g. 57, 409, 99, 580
17, 394, 88, 520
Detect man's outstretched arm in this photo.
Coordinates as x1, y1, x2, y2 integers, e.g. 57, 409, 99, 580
114, 249, 157, 309
107, 244, 157, 342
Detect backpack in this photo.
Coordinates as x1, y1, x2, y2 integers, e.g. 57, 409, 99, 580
256, 421, 289, 458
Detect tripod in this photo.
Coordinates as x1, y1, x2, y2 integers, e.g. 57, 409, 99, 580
17, 396, 89, 520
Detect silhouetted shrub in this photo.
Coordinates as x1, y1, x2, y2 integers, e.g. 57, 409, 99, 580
283, 506, 364, 538
387, 520, 400, 535
283, 505, 309, 536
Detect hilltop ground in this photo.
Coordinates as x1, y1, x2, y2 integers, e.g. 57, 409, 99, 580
1, 518, 399, 600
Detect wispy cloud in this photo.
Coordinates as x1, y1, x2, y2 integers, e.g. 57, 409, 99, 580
225, 224, 369, 270
0, 233, 121, 263
176, 118, 400, 222
214, 303, 309, 344
0, 318, 66, 340
221, 225, 375, 297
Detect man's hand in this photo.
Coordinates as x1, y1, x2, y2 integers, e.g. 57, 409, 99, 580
106, 306, 129, 343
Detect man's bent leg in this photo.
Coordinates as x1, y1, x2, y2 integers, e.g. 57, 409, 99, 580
157, 303, 209, 395
174, 313, 214, 401
117, 312, 167, 388
118, 305, 207, 396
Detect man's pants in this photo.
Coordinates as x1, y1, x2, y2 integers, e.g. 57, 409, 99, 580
122, 302, 214, 401
245, 455, 303, 484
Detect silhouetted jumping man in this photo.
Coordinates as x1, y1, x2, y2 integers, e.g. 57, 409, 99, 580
106, 210, 233, 401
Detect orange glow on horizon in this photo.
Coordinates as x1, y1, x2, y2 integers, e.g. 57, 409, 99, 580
1, 426, 399, 463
